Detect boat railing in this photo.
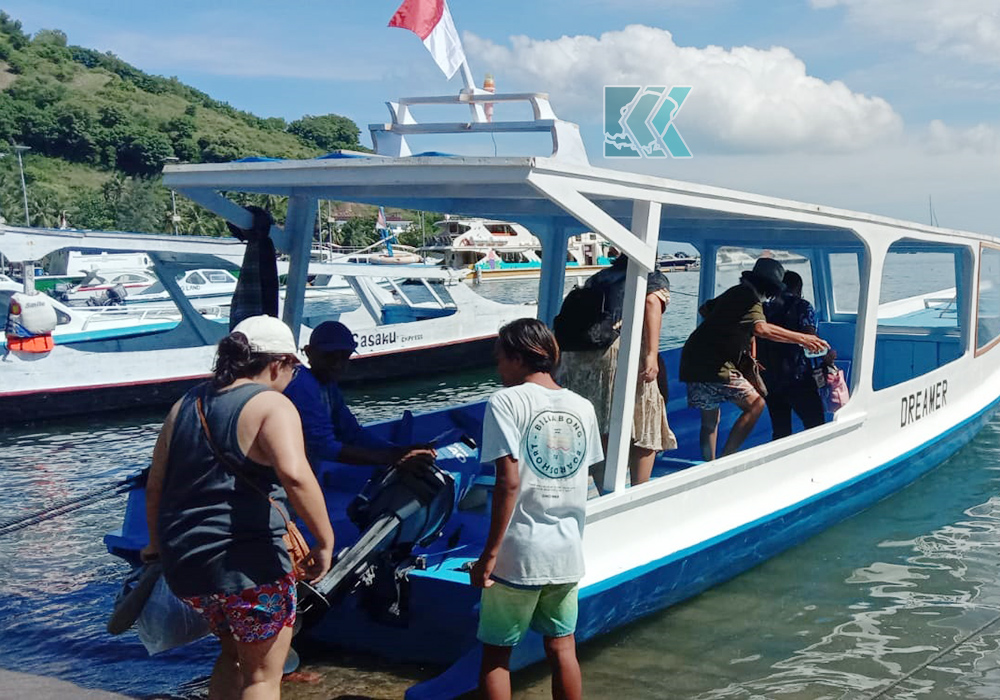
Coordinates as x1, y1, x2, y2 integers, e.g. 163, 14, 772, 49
923, 296, 958, 316
369, 92, 589, 165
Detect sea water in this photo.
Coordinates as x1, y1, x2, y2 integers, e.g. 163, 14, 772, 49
2, 269, 999, 699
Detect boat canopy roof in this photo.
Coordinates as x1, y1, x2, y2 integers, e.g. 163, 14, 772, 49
161, 152, 987, 263
0, 225, 247, 264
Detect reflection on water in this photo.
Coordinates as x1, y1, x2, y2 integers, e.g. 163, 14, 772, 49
546, 417, 1000, 700
3, 274, 1000, 699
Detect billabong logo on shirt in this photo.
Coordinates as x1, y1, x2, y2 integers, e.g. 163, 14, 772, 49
524, 410, 587, 479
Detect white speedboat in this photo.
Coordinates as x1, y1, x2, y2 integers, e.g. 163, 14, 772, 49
420, 218, 612, 280
1, 278, 201, 349
760, 248, 809, 265
58, 267, 239, 309
714, 245, 759, 270
127, 268, 238, 307
58, 268, 159, 304
103, 87, 1000, 699
300, 263, 529, 383
656, 251, 699, 271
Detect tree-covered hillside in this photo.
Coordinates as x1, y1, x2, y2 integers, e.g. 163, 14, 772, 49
0, 11, 374, 237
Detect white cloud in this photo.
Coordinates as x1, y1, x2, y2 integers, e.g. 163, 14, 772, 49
609, 144, 1000, 236
926, 119, 1000, 154
465, 25, 902, 154
811, 0, 1000, 66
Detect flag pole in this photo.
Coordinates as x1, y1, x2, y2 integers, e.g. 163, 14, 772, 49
459, 60, 486, 122
460, 61, 476, 94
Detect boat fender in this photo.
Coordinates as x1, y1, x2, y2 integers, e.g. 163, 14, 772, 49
6, 292, 58, 340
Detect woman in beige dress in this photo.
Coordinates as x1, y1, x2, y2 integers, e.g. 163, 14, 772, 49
558, 255, 676, 491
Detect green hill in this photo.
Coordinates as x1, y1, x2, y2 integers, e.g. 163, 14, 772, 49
0, 11, 370, 237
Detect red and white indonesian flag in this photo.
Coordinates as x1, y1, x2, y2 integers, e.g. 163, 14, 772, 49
389, 0, 467, 80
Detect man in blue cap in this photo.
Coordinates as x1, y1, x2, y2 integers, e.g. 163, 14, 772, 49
284, 321, 434, 468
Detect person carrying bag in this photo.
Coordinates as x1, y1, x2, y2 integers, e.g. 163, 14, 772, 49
141, 316, 334, 699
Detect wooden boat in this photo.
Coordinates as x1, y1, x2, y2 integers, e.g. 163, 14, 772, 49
0, 226, 533, 425
104, 89, 1000, 698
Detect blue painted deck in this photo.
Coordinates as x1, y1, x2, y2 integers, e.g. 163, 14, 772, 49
103, 334, 999, 699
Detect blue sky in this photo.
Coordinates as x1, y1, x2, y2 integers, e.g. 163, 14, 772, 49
5, 1, 1000, 233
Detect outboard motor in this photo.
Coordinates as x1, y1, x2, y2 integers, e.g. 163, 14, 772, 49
52, 282, 72, 302
107, 283, 128, 305
297, 432, 479, 623
87, 283, 128, 307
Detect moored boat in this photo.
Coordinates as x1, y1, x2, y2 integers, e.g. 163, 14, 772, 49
420, 218, 612, 280
1, 277, 199, 348
657, 251, 699, 271
101, 87, 1000, 699
0, 226, 533, 425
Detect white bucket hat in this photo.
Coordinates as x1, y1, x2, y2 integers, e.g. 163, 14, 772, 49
231, 315, 299, 357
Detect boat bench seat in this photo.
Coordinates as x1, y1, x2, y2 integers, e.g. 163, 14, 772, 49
873, 330, 963, 389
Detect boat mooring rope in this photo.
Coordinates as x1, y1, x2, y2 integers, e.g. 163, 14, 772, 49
862, 608, 1000, 700
0, 470, 146, 538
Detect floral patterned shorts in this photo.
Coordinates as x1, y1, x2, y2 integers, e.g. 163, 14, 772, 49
687, 371, 758, 411
180, 572, 296, 643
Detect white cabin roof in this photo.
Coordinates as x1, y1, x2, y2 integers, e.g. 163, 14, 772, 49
161, 153, 989, 257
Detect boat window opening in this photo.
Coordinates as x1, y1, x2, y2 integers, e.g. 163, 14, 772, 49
595, 248, 833, 496
400, 280, 456, 307
186, 272, 207, 286
828, 252, 861, 315
873, 242, 967, 390
140, 281, 166, 295
484, 224, 516, 236
976, 245, 1000, 353
713, 248, 812, 296
206, 272, 233, 284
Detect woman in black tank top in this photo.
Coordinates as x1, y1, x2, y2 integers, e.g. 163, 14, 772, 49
142, 316, 334, 699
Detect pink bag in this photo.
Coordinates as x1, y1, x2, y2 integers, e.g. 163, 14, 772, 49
821, 368, 849, 412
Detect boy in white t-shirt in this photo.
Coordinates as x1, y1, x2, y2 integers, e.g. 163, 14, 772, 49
471, 318, 604, 700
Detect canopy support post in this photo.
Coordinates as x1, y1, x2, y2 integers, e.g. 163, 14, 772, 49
851, 237, 885, 401
698, 242, 717, 310
281, 195, 317, 344
173, 188, 289, 251
603, 200, 661, 495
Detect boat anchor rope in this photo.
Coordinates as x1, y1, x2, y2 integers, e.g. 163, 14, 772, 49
860, 607, 1000, 700
0, 470, 146, 538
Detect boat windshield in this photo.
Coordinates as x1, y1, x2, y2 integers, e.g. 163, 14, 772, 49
872, 240, 969, 390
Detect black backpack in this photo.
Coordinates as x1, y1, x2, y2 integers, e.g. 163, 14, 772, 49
553, 284, 619, 352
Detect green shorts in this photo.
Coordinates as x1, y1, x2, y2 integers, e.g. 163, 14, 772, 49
476, 580, 579, 647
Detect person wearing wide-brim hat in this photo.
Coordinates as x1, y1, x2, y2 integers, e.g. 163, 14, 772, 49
679, 258, 829, 461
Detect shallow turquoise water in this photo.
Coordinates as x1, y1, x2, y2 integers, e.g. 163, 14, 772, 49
2, 271, 999, 699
